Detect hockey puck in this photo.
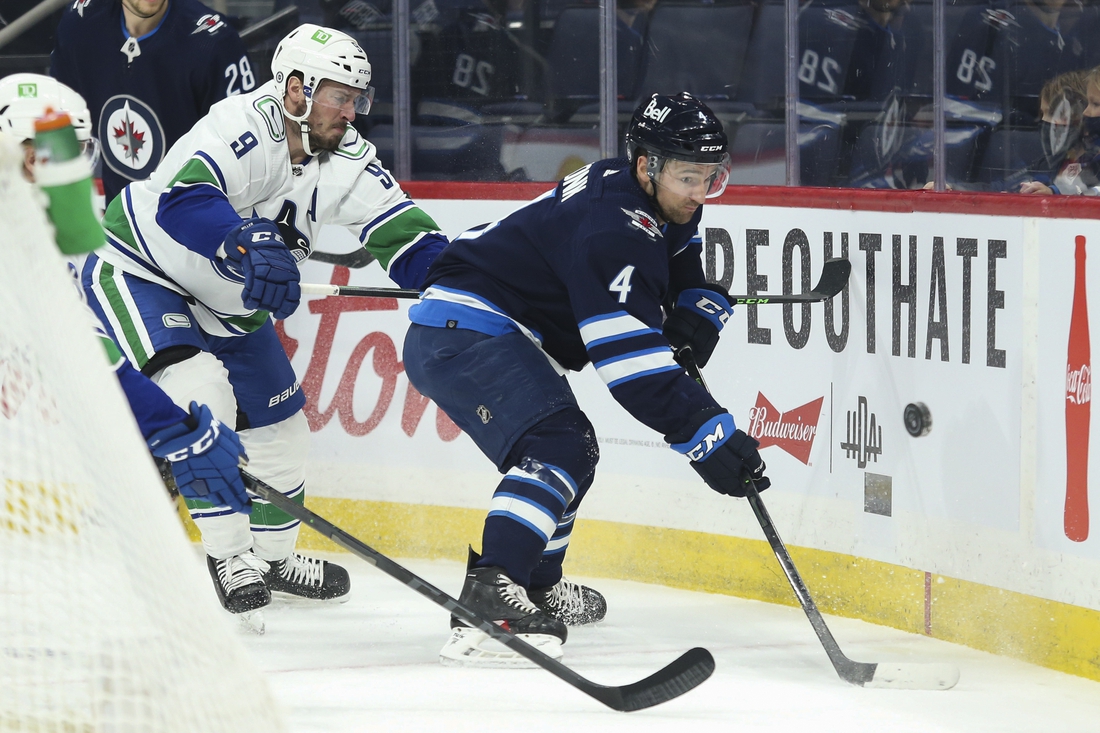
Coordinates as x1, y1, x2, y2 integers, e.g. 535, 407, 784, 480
903, 402, 932, 437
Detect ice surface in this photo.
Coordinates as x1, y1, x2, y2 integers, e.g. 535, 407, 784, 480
229, 552, 1100, 733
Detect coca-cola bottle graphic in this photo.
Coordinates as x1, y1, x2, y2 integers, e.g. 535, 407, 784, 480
1066, 235, 1091, 542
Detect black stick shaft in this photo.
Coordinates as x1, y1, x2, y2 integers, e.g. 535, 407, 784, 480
677, 350, 876, 685
299, 257, 852, 305
241, 471, 714, 711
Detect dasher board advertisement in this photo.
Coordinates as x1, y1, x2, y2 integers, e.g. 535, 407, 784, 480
284, 194, 1100, 606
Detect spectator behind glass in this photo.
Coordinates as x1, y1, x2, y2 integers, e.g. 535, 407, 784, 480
51, 0, 254, 204
1019, 69, 1100, 195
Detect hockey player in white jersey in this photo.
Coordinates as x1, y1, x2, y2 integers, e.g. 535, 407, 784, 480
0, 73, 253, 518
78, 24, 449, 622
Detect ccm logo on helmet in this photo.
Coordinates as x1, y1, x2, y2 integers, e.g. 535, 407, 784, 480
700, 145, 723, 152
642, 98, 670, 123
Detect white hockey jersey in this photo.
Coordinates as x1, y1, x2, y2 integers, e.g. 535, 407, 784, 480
99, 79, 444, 334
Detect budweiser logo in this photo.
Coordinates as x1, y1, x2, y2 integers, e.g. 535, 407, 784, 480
1067, 364, 1092, 405
747, 393, 824, 464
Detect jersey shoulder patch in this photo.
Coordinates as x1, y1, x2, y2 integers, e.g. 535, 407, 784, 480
621, 208, 662, 239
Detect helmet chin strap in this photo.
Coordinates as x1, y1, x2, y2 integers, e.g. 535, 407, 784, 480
283, 96, 317, 157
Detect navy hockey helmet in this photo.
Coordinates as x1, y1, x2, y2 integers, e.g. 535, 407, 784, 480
626, 92, 730, 198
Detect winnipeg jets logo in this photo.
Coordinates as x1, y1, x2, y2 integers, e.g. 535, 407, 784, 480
824, 8, 865, 30
193, 13, 226, 34
72, 0, 92, 16
99, 95, 165, 180
621, 208, 662, 239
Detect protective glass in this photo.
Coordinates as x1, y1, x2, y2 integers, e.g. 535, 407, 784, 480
312, 82, 376, 116
651, 154, 731, 199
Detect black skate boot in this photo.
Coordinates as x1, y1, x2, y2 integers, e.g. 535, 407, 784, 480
441, 549, 567, 667
207, 552, 271, 614
263, 553, 350, 601
530, 578, 607, 625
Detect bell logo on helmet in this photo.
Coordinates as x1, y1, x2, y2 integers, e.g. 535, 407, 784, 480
642, 98, 671, 123
17, 84, 36, 98
311, 29, 332, 43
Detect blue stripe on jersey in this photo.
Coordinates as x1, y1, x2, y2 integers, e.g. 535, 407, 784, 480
488, 493, 558, 543
358, 200, 415, 243
578, 311, 659, 349
504, 460, 578, 509
409, 286, 544, 342
544, 508, 577, 555
194, 151, 227, 192
673, 229, 702, 257
593, 347, 680, 388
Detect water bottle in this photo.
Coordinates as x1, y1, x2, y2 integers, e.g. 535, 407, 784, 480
33, 107, 102, 255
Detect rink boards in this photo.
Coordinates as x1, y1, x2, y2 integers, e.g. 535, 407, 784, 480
183, 184, 1100, 683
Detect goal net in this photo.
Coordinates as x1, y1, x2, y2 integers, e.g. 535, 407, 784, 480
0, 135, 286, 732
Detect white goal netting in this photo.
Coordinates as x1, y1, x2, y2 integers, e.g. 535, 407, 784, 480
0, 135, 287, 732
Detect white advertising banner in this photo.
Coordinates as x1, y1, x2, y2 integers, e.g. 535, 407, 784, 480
285, 196, 1100, 610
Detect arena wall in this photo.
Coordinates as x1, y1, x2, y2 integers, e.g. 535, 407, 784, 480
185, 184, 1100, 683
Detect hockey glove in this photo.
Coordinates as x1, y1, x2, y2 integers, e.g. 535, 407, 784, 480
665, 408, 770, 498
663, 285, 733, 368
223, 218, 301, 320
147, 401, 252, 514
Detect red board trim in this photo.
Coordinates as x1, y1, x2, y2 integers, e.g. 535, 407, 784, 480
400, 181, 1100, 219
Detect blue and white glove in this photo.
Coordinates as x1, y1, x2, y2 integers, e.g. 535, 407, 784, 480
666, 408, 770, 498
147, 402, 251, 514
663, 285, 733, 368
223, 218, 301, 320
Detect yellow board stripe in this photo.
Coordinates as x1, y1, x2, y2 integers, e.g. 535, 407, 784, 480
179, 497, 1100, 683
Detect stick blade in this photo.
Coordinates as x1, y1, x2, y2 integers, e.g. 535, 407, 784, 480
593, 647, 716, 712
863, 662, 961, 691
812, 258, 852, 299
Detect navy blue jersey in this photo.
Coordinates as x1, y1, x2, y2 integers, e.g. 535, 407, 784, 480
410, 158, 725, 437
51, 0, 253, 202
946, 0, 1098, 112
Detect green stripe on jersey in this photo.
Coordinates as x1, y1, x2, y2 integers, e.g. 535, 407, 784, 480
98, 334, 125, 369
168, 157, 223, 190
97, 262, 151, 367
225, 310, 269, 333
102, 196, 140, 251
363, 206, 441, 269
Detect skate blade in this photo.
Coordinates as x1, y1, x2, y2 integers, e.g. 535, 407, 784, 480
438, 626, 562, 668
236, 609, 266, 634
269, 590, 350, 605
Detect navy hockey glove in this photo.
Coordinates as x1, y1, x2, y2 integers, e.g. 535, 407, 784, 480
223, 218, 301, 320
663, 285, 733, 368
666, 408, 770, 497
147, 402, 251, 514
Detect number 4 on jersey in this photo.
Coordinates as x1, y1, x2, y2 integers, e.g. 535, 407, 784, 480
609, 265, 635, 304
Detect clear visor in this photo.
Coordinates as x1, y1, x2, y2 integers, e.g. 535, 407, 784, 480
80, 136, 101, 171
311, 83, 376, 117
650, 154, 731, 200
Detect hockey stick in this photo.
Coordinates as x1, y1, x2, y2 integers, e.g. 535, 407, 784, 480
677, 350, 960, 691
297, 257, 853, 305
240, 471, 715, 711
307, 249, 378, 269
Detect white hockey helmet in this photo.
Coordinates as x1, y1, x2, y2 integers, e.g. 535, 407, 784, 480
271, 24, 373, 108
0, 73, 93, 143
270, 24, 374, 155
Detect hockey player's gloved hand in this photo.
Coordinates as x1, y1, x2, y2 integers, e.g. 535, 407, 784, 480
665, 408, 770, 498
223, 218, 301, 320
663, 285, 733, 368
147, 401, 252, 514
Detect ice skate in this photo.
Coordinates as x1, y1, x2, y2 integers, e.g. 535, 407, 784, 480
263, 553, 350, 602
207, 551, 271, 615
440, 564, 568, 668
530, 577, 607, 625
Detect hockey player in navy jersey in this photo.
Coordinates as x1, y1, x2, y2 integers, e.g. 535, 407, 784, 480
403, 92, 771, 665
0, 72, 251, 517
77, 24, 449, 628
51, 0, 254, 203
